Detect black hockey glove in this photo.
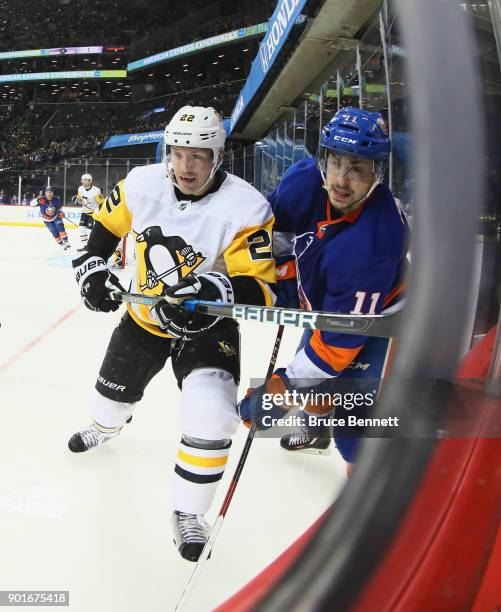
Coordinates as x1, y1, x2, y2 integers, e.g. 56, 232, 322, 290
73, 253, 125, 312
151, 272, 234, 340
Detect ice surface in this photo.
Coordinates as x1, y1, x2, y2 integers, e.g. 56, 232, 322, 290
0, 224, 346, 612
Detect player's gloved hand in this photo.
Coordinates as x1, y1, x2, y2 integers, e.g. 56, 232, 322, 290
73, 252, 125, 312
237, 368, 293, 429
58, 211, 64, 219
150, 272, 234, 340
71, 195, 81, 205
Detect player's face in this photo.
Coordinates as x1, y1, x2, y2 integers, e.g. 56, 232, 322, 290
171, 146, 214, 195
45, 190, 54, 200
82, 179, 92, 189
325, 153, 375, 214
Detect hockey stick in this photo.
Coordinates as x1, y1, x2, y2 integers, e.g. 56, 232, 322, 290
109, 291, 401, 338
173, 325, 285, 612
61, 214, 79, 228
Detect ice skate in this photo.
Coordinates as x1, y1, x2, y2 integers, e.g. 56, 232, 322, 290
68, 422, 122, 453
280, 425, 331, 455
172, 510, 210, 562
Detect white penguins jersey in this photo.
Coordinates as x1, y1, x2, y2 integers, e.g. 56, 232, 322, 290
93, 163, 276, 337
77, 185, 104, 215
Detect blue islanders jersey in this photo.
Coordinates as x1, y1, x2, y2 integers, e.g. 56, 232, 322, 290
37, 195, 63, 222
269, 157, 409, 381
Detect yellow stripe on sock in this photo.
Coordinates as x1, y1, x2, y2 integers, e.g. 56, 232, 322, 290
177, 449, 228, 468
92, 420, 121, 434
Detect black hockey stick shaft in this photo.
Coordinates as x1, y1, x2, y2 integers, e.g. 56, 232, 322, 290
61, 214, 79, 228
174, 326, 285, 612
220, 325, 283, 516
110, 291, 400, 338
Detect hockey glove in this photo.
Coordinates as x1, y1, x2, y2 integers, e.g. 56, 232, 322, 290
237, 369, 293, 429
151, 272, 234, 340
73, 252, 125, 312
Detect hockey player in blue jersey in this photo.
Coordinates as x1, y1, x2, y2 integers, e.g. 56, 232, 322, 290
30, 186, 70, 250
238, 107, 409, 475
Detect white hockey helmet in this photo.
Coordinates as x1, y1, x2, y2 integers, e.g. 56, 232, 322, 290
164, 106, 226, 192
81, 173, 92, 188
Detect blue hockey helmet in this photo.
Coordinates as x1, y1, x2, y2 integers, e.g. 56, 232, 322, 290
44, 185, 54, 192
320, 107, 391, 161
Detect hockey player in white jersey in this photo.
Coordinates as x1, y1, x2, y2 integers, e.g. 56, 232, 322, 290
72, 173, 104, 251
69, 106, 276, 561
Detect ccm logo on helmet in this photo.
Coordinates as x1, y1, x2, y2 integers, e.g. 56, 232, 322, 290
334, 135, 358, 144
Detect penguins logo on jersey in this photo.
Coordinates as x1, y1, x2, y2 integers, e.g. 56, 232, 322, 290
136, 226, 206, 291
218, 340, 237, 358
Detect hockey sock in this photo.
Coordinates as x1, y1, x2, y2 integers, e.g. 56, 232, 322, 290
79, 227, 89, 243
173, 437, 231, 515
89, 388, 135, 428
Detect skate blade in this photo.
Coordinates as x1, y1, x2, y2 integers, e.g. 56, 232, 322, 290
280, 445, 331, 456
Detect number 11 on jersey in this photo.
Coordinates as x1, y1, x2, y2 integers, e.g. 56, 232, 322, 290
351, 291, 381, 315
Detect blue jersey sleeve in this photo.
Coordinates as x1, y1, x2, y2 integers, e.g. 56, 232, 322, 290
302, 255, 403, 376
270, 158, 322, 233
270, 159, 324, 308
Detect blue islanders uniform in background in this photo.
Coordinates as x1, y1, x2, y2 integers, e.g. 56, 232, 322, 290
270, 157, 409, 461
31, 188, 70, 250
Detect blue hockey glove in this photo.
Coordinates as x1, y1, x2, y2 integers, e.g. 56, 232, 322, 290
237, 368, 293, 429
73, 252, 125, 312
